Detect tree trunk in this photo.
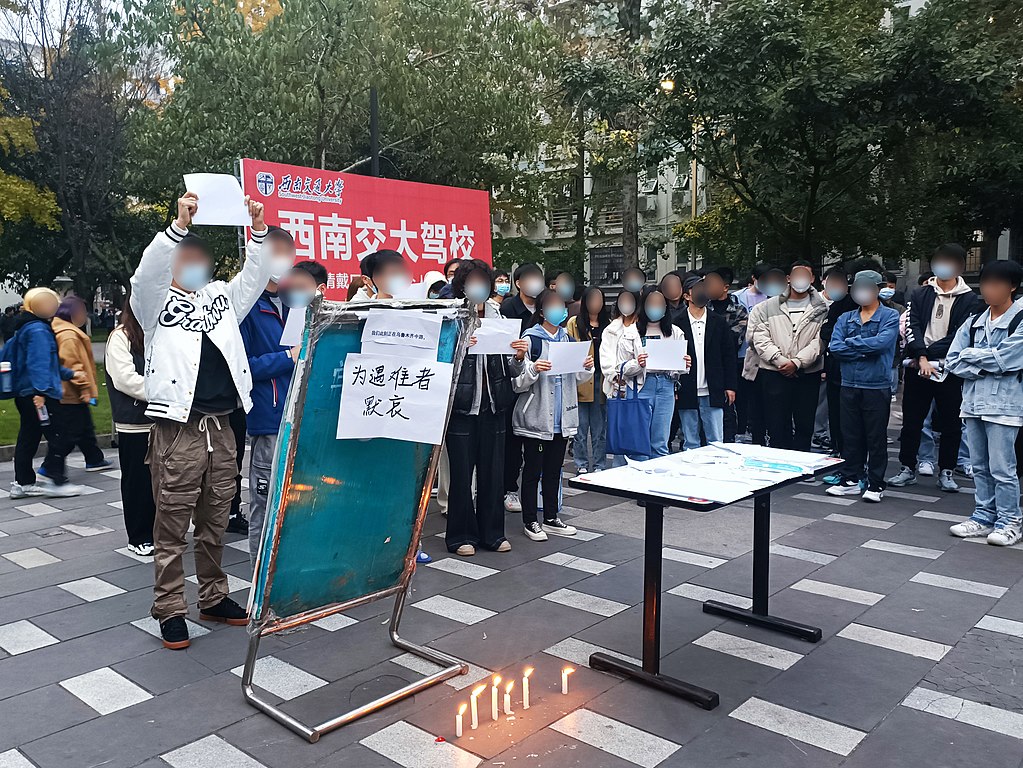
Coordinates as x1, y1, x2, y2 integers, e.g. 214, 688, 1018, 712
621, 171, 639, 268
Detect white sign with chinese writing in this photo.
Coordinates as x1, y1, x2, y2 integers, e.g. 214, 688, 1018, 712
360, 308, 441, 360
336, 353, 454, 445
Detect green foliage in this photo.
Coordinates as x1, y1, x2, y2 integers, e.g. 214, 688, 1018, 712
0, 86, 59, 236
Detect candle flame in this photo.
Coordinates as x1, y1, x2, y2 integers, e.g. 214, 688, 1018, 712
492, 675, 501, 686
458, 703, 467, 715
564, 667, 574, 675
471, 685, 487, 698
523, 667, 534, 678
505, 680, 514, 693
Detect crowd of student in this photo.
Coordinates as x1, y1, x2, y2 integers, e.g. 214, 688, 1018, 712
4, 189, 1021, 650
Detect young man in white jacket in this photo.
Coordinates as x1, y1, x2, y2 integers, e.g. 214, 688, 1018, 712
130, 191, 271, 650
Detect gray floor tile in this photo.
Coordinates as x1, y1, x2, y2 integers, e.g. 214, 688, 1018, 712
856, 581, 997, 646
442, 561, 589, 613
688, 551, 823, 599
0, 684, 98, 752
923, 628, 1023, 713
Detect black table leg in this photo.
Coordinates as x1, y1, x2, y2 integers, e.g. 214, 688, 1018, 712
702, 492, 822, 642
590, 501, 719, 710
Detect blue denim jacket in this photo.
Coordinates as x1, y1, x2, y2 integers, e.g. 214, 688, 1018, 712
946, 300, 1023, 419
828, 304, 900, 390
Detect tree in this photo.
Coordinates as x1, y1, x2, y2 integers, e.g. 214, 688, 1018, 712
0, 84, 59, 238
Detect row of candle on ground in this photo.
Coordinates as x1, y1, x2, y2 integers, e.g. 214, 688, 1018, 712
455, 667, 573, 736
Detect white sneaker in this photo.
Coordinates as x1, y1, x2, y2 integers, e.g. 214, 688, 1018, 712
861, 489, 883, 503
504, 492, 522, 513
126, 542, 155, 557
987, 528, 1022, 547
523, 522, 548, 541
9, 482, 46, 499
826, 481, 861, 496
949, 519, 994, 538
542, 518, 577, 537
37, 476, 82, 497
916, 461, 935, 477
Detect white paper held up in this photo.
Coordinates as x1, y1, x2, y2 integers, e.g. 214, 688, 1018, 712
544, 340, 590, 375
470, 318, 522, 355
279, 306, 306, 347
183, 173, 250, 227
645, 338, 689, 372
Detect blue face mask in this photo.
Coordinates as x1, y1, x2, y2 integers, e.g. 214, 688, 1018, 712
646, 306, 666, 322
763, 283, 784, 298
624, 279, 644, 293
825, 286, 847, 302
544, 306, 568, 326
495, 283, 511, 296
177, 263, 211, 292
932, 263, 957, 281
879, 287, 896, 300
282, 289, 315, 308
557, 283, 575, 301
385, 275, 411, 296
465, 283, 491, 304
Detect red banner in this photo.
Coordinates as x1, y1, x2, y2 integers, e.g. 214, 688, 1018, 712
240, 158, 493, 299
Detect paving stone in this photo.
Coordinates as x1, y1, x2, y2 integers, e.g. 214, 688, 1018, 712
924, 541, 1023, 588
688, 550, 823, 599
32, 587, 157, 640
567, 557, 702, 605
0, 684, 99, 752
163, 734, 266, 768
59, 666, 153, 715
802, 545, 923, 595
772, 519, 878, 557
551, 708, 681, 768
923, 628, 1023, 714
0, 619, 59, 655
856, 581, 997, 646
441, 560, 589, 613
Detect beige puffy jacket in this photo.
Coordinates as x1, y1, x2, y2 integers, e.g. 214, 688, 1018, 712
742, 288, 829, 380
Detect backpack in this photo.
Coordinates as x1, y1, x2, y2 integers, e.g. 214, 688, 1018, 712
968, 311, 1023, 346
0, 331, 19, 399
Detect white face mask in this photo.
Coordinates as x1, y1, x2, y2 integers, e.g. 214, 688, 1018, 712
522, 278, 544, 298
790, 277, 812, 294
269, 256, 294, 283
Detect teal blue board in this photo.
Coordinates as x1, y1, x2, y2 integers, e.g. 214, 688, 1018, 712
251, 306, 463, 624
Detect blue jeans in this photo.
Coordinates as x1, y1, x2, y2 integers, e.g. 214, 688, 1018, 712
574, 400, 607, 471
680, 396, 724, 450
919, 405, 971, 467
637, 374, 676, 459
965, 418, 1021, 530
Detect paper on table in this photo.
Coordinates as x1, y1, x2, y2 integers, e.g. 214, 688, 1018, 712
544, 340, 590, 375
470, 318, 521, 355
183, 173, 250, 227
279, 306, 306, 347
644, 338, 689, 372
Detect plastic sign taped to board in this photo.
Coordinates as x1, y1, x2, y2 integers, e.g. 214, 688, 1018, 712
337, 352, 453, 444
360, 307, 442, 359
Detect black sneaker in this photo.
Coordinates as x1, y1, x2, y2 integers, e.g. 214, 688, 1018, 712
226, 515, 249, 535
542, 518, 578, 537
160, 616, 190, 650
199, 597, 249, 626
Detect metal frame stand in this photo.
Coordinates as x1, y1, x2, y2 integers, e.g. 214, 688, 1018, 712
589, 501, 719, 710
241, 587, 468, 743
702, 492, 822, 642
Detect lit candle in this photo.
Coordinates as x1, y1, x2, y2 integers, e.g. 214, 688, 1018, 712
470, 684, 485, 729
561, 666, 574, 695
456, 703, 466, 738
504, 680, 515, 715
491, 676, 501, 721
522, 667, 533, 710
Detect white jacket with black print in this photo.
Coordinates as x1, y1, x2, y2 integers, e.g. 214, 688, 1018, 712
129, 223, 271, 423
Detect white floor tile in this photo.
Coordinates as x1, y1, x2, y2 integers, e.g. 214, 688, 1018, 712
541, 588, 628, 617
964, 535, 1023, 551
76, 485, 103, 495
661, 548, 727, 569
131, 616, 211, 640
914, 510, 964, 523
693, 630, 803, 670
902, 687, 1023, 740
230, 656, 327, 701
910, 572, 1007, 599
793, 492, 856, 506
551, 709, 681, 768
571, 528, 604, 542
791, 579, 884, 606
2, 548, 60, 569
411, 595, 496, 625
0, 749, 35, 768
885, 490, 941, 503
729, 697, 866, 756
976, 615, 1023, 639
0, 528, 6, 538
58, 577, 126, 602
59, 667, 152, 715
0, 619, 59, 655
540, 552, 615, 575
667, 583, 753, 610
544, 637, 641, 668
225, 539, 249, 553
311, 613, 358, 632
861, 539, 943, 559
115, 546, 153, 564
361, 721, 481, 768
60, 523, 114, 537
163, 735, 265, 768
823, 513, 894, 530
15, 502, 59, 517
102, 469, 122, 480
425, 558, 498, 580
186, 573, 250, 593
107, 500, 124, 510
837, 623, 950, 661
389, 652, 491, 690
769, 544, 836, 565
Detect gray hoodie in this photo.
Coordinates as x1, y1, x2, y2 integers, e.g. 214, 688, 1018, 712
511, 324, 593, 440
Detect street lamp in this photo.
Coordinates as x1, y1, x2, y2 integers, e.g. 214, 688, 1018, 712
659, 77, 675, 93
52, 275, 73, 296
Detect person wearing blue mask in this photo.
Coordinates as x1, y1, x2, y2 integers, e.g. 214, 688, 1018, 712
635, 287, 689, 458
890, 243, 981, 492
130, 191, 271, 650
358, 249, 412, 299
492, 270, 512, 306
512, 289, 593, 541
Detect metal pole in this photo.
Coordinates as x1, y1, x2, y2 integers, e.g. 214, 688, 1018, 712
642, 502, 664, 675
369, 86, 380, 177
752, 493, 771, 615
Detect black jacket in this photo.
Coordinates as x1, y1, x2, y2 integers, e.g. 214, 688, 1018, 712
499, 294, 534, 333
451, 353, 516, 416
105, 347, 150, 426
674, 310, 738, 409
903, 284, 981, 361
821, 295, 857, 380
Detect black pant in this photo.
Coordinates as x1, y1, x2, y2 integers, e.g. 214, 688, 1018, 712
839, 387, 891, 490
760, 370, 822, 452
521, 434, 567, 526
740, 366, 767, 445
503, 409, 523, 494
723, 391, 737, 442
898, 370, 963, 471
229, 407, 246, 518
118, 430, 156, 545
445, 410, 507, 551
48, 402, 104, 467
14, 395, 64, 485
826, 377, 843, 453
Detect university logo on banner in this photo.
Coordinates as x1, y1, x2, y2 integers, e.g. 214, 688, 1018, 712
240, 159, 492, 300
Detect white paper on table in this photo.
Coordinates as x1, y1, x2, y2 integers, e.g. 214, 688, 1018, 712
360, 308, 441, 360
336, 352, 453, 445
543, 340, 590, 375
644, 338, 689, 372
183, 173, 250, 226
469, 318, 522, 355
279, 306, 306, 347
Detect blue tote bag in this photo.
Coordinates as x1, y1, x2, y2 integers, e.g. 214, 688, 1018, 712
606, 364, 652, 456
